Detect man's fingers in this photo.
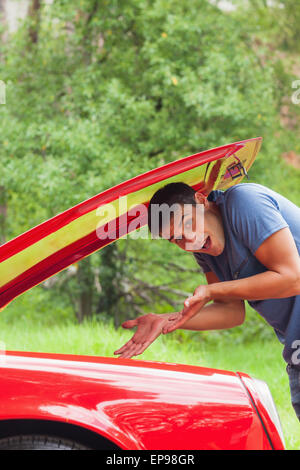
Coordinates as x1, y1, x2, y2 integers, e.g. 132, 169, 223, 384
122, 339, 153, 358
163, 311, 194, 333
114, 336, 146, 358
166, 295, 208, 333
163, 318, 184, 333
137, 340, 153, 356
168, 313, 180, 321
184, 295, 200, 308
116, 328, 161, 359
114, 338, 134, 355
114, 319, 140, 355
115, 342, 136, 358
163, 322, 180, 334
114, 314, 167, 359
162, 323, 176, 334
122, 319, 138, 329
118, 342, 141, 358
162, 314, 182, 334
163, 312, 183, 332
132, 342, 148, 357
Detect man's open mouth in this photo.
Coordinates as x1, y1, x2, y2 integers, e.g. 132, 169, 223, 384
201, 236, 211, 251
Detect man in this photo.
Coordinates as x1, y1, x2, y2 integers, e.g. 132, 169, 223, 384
114, 182, 300, 420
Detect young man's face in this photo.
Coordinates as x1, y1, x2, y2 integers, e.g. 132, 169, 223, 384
160, 197, 225, 256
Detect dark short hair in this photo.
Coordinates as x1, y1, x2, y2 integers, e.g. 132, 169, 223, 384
147, 182, 196, 235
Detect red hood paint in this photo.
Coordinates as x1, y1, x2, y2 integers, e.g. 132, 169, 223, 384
0, 350, 283, 450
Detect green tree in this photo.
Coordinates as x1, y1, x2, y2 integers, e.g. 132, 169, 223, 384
0, 0, 290, 326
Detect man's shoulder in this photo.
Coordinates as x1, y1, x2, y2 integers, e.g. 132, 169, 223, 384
208, 184, 261, 205
224, 183, 267, 199
220, 183, 280, 234
223, 183, 275, 208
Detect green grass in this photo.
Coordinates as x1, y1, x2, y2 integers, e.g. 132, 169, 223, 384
0, 316, 299, 450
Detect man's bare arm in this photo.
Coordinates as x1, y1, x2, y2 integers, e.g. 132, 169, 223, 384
162, 272, 245, 334
207, 227, 300, 301
174, 271, 245, 330
114, 272, 245, 357
165, 227, 300, 333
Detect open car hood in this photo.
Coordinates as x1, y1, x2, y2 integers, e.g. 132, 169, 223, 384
0, 137, 262, 309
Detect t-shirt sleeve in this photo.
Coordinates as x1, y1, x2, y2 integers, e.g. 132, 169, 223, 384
193, 253, 211, 273
226, 185, 289, 255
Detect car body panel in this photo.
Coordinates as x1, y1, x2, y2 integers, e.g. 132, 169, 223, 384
237, 372, 285, 450
0, 350, 277, 450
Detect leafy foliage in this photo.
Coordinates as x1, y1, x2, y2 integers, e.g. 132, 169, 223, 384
0, 0, 299, 338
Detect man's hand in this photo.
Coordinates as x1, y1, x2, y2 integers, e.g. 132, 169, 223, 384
114, 312, 181, 359
162, 285, 211, 334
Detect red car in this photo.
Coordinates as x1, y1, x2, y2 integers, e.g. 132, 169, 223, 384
0, 138, 285, 450
0, 350, 285, 450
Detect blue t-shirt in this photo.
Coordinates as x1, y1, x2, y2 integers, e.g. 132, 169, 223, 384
193, 183, 300, 367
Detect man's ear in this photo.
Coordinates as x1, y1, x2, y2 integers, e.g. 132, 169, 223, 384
194, 191, 209, 207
